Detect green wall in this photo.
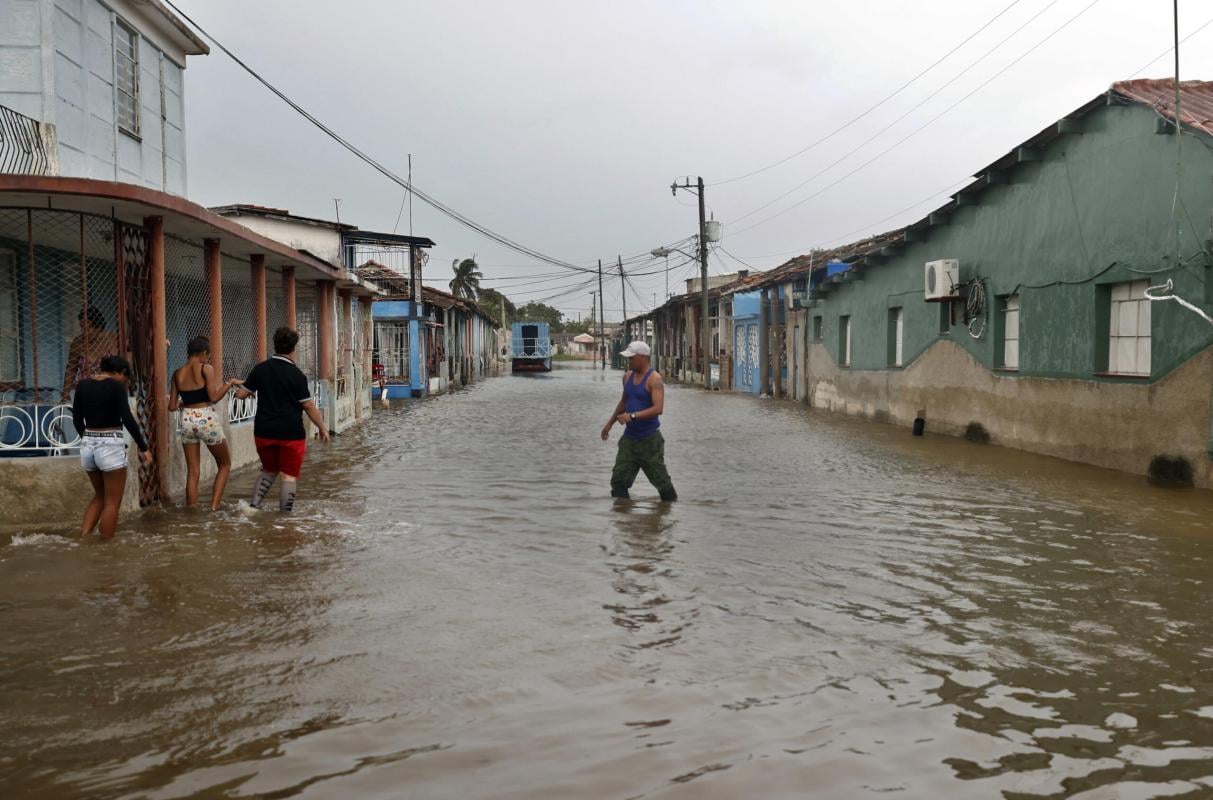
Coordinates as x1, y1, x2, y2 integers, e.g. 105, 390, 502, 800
814, 102, 1213, 382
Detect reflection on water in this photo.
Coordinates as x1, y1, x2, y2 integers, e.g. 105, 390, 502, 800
4, 362, 1213, 798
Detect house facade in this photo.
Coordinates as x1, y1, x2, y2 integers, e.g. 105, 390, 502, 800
0, 0, 208, 194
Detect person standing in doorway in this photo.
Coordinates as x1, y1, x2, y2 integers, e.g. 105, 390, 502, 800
169, 336, 242, 511
234, 327, 329, 512
600, 341, 677, 502
72, 355, 152, 538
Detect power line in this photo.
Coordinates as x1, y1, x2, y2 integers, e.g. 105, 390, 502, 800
163, 0, 607, 275
727, 0, 1064, 228
708, 0, 1026, 186
726, 0, 1105, 239
1130, 12, 1213, 77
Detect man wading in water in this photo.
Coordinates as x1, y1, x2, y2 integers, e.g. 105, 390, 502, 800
600, 341, 677, 502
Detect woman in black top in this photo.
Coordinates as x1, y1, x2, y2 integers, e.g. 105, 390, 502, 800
168, 336, 242, 510
71, 355, 151, 538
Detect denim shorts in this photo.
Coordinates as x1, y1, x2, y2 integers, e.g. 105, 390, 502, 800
80, 431, 128, 472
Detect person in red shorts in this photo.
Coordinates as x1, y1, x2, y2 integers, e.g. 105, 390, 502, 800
234, 327, 329, 511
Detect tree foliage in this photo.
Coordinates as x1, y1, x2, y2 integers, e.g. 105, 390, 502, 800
449, 257, 483, 300
476, 287, 516, 322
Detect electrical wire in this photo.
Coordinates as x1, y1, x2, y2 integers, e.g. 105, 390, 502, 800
709, 0, 1027, 187
1129, 12, 1213, 78
727, 0, 1102, 239
727, 0, 1062, 228
163, 0, 609, 275
1146, 278, 1213, 325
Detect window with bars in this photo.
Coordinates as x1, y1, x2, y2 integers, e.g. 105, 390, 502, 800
115, 21, 141, 138
1108, 280, 1151, 376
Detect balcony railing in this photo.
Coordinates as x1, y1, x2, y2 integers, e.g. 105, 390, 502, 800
510, 342, 552, 358
0, 105, 59, 176
0, 402, 80, 455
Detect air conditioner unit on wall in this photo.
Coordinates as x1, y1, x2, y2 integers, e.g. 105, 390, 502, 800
924, 259, 960, 302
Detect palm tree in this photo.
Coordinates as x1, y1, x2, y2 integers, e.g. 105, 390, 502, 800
449, 257, 482, 300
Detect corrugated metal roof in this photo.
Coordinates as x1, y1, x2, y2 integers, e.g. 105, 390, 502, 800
1113, 78, 1213, 136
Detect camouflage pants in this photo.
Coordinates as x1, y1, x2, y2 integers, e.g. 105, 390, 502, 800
611, 431, 676, 499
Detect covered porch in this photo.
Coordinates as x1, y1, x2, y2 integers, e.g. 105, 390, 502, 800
0, 176, 379, 532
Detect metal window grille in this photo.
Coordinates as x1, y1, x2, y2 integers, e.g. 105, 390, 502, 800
294, 280, 319, 379
373, 321, 409, 383
0, 104, 56, 175
0, 209, 125, 457
221, 253, 257, 381
163, 234, 210, 389
265, 266, 285, 343
115, 21, 141, 137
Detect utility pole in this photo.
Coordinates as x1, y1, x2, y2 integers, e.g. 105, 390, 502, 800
589, 291, 597, 367
618, 255, 626, 343
671, 176, 710, 388
598, 259, 606, 370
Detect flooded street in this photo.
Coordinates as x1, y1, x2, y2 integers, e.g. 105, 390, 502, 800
6, 362, 1213, 799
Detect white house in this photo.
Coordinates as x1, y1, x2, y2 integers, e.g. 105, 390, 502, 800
0, 0, 208, 194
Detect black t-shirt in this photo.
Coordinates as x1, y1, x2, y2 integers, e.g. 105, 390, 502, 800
70, 377, 149, 451
244, 356, 311, 440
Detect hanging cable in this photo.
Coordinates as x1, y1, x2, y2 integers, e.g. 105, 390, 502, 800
709, 0, 1026, 186
726, 0, 1104, 239
964, 278, 987, 339
727, 0, 1063, 227
162, 0, 613, 275
1146, 279, 1213, 325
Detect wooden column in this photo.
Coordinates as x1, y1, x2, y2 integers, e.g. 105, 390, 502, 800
317, 280, 334, 380
204, 238, 223, 377
145, 215, 169, 493
251, 254, 266, 361
283, 266, 296, 329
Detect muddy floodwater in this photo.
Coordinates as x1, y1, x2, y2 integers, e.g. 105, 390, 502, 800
6, 363, 1213, 799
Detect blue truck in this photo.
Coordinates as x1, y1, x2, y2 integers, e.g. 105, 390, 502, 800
510, 321, 552, 373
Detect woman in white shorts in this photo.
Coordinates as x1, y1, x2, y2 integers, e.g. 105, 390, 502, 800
71, 355, 152, 538
169, 336, 242, 510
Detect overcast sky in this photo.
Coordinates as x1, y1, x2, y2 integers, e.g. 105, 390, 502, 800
179, 0, 1213, 321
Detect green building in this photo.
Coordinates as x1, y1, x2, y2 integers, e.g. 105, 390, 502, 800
800, 79, 1213, 486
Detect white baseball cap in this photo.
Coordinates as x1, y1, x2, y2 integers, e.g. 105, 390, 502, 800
619, 341, 651, 357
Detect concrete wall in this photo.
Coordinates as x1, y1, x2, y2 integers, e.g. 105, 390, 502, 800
808, 338, 1213, 487
0, 395, 263, 536
222, 216, 343, 268
0, 0, 190, 192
